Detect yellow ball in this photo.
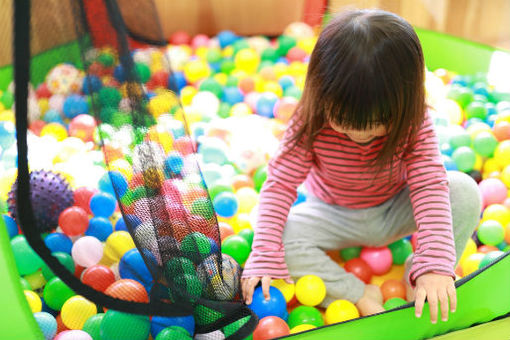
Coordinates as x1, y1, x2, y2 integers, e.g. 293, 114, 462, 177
495, 110, 510, 124
183, 106, 203, 125
440, 99, 463, 125
110, 159, 133, 181
183, 60, 210, 83
40, 123, 68, 141
148, 92, 179, 118
482, 204, 510, 226
24, 270, 46, 291
146, 125, 174, 153
195, 46, 209, 60
235, 187, 259, 214
180, 86, 197, 106
222, 46, 234, 58
231, 103, 252, 117
263, 82, 283, 97
233, 213, 252, 231
273, 63, 289, 79
271, 279, 295, 303
501, 165, 510, 188
295, 275, 326, 306
0, 109, 15, 123
61, 295, 97, 329
290, 324, 316, 334
213, 73, 228, 86
288, 61, 307, 78
494, 140, 510, 168
104, 231, 136, 263
38, 98, 50, 114
234, 49, 260, 74
24, 290, 42, 313
0, 168, 18, 201
474, 154, 483, 172
483, 158, 501, 175
461, 253, 484, 276
467, 122, 492, 139
297, 36, 317, 54
325, 299, 360, 324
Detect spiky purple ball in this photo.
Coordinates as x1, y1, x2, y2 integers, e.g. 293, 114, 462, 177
8, 170, 74, 232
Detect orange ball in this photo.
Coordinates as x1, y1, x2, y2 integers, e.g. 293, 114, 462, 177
105, 279, 149, 303
232, 174, 255, 191
505, 223, 510, 243
219, 222, 235, 241
380, 279, 406, 302
478, 245, 500, 253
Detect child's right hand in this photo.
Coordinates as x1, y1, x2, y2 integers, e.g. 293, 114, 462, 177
241, 276, 272, 305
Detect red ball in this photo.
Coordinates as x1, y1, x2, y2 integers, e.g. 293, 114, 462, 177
69, 114, 97, 142
411, 233, 418, 251
73, 187, 97, 215
29, 120, 46, 136
88, 61, 105, 76
191, 34, 210, 49
170, 30, 191, 45
105, 279, 149, 303
174, 136, 196, 156
149, 71, 169, 89
35, 82, 52, 98
344, 258, 373, 284
493, 121, 510, 141
286, 46, 307, 63
58, 206, 89, 236
380, 279, 406, 302
82, 265, 116, 292
253, 316, 290, 340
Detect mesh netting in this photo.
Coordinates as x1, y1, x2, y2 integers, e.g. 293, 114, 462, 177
10, 0, 257, 338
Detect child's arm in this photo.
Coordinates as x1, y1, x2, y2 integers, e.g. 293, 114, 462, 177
404, 112, 456, 322
241, 121, 313, 302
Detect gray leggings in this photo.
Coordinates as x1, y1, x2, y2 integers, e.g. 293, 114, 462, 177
282, 171, 482, 307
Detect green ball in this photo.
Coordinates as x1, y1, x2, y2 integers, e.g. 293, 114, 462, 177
226, 75, 239, 87
100, 310, 150, 340
258, 60, 275, 71
98, 87, 122, 109
238, 228, 254, 249
447, 86, 474, 109
383, 297, 408, 310
222, 316, 253, 339
199, 77, 223, 98
232, 39, 250, 55
10, 235, 44, 275
477, 220, 505, 246
206, 48, 223, 64
340, 246, 362, 261
452, 146, 476, 172
222, 235, 250, 266
98, 53, 115, 67
449, 129, 472, 150
253, 166, 267, 192
82, 313, 105, 340
156, 326, 192, 340
166, 256, 196, 276
261, 47, 278, 62
388, 239, 413, 265
1, 91, 14, 109
276, 35, 297, 57
41, 252, 75, 281
473, 131, 498, 157
220, 59, 235, 75
504, 245, 510, 252
0, 199, 6, 213
465, 101, 488, 120
20, 277, 32, 291
209, 180, 234, 200
111, 111, 133, 128
191, 198, 215, 220
175, 274, 203, 299
287, 305, 324, 329
43, 277, 75, 310
479, 251, 504, 269
217, 102, 231, 119
135, 62, 151, 83
284, 85, 302, 99
193, 304, 223, 325
181, 232, 212, 261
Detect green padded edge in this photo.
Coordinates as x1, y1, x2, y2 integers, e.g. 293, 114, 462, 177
283, 252, 510, 340
0, 217, 44, 340
431, 316, 510, 340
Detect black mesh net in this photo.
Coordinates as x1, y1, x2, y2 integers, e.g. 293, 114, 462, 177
10, 0, 257, 338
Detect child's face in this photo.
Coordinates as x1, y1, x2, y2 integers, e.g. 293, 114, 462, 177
330, 122, 387, 143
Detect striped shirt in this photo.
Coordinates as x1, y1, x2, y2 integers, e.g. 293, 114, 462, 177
242, 113, 456, 286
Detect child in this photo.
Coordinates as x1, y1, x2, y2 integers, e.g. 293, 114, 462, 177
241, 9, 481, 324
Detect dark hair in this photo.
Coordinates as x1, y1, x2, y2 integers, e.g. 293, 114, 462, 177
289, 9, 425, 168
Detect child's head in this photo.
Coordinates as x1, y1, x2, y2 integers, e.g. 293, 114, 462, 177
293, 9, 425, 164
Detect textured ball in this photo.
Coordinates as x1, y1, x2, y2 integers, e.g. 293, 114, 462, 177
8, 170, 74, 232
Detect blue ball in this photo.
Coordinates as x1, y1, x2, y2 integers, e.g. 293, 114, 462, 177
151, 315, 195, 338
124, 214, 142, 229
33, 312, 57, 340
222, 87, 244, 105
293, 190, 307, 206
0, 121, 15, 149
198, 140, 228, 165
217, 30, 238, 48
115, 217, 128, 231
171, 122, 185, 140
170, 71, 187, 91
248, 286, 287, 320
213, 192, 238, 218
256, 93, 278, 118
82, 75, 102, 94
440, 143, 454, 156
42, 109, 64, 124
99, 171, 128, 198
85, 217, 113, 241
209, 238, 219, 254
464, 118, 484, 129
90, 192, 116, 217
164, 152, 184, 177
44, 233, 73, 254
442, 155, 458, 171
486, 114, 498, 128
113, 65, 126, 82
62, 94, 89, 119
3, 214, 18, 239
119, 248, 154, 291
278, 75, 295, 90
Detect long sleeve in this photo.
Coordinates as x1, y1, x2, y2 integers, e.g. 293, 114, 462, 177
242, 122, 313, 278
404, 113, 456, 286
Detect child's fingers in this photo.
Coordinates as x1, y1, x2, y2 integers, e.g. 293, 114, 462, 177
438, 289, 449, 322
244, 277, 260, 305
414, 287, 427, 318
261, 276, 272, 300
447, 285, 457, 313
284, 278, 294, 285
427, 290, 438, 324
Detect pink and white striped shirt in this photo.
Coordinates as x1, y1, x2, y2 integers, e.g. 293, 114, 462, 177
242, 113, 456, 286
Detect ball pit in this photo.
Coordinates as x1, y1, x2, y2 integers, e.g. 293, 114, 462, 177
0, 19, 508, 340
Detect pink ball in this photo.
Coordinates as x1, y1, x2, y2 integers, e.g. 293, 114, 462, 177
71, 236, 103, 267
286, 47, 307, 62
49, 94, 65, 112
273, 97, 298, 123
479, 178, 507, 207
69, 114, 96, 142
54, 330, 93, 340
245, 92, 261, 111
192, 34, 210, 49
360, 246, 393, 275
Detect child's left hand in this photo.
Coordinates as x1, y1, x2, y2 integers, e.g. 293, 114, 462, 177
414, 273, 456, 324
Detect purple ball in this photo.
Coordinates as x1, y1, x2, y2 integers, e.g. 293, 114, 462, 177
8, 170, 74, 232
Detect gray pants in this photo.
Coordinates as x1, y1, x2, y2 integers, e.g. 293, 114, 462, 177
282, 171, 482, 307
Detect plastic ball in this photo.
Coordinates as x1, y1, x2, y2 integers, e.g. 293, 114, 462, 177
24, 289, 42, 313
221, 234, 250, 265
184, 60, 210, 84
482, 204, 510, 226
271, 279, 295, 303
381, 279, 406, 302
89, 192, 116, 217
290, 324, 316, 334
360, 247, 393, 275
238, 227, 254, 248
248, 286, 287, 320
41, 252, 75, 280
494, 140, 510, 168
253, 316, 289, 340
477, 220, 505, 246
119, 248, 153, 290
105, 279, 149, 303
253, 166, 267, 192
155, 326, 192, 340
68, 114, 96, 142
82, 313, 104, 340
61, 295, 97, 329
100, 310, 151, 340
388, 238, 413, 265
34, 312, 58, 340
340, 246, 362, 261
59, 206, 89, 236
295, 275, 326, 307
343, 258, 373, 284
213, 192, 239, 218
63, 94, 89, 119
43, 277, 75, 310
287, 305, 324, 328
493, 121, 510, 141
10, 235, 44, 275
81, 265, 116, 292
54, 330, 93, 340
383, 297, 408, 310
3, 214, 18, 239
452, 146, 476, 172
72, 236, 103, 267
479, 250, 504, 269
479, 178, 507, 206
256, 92, 278, 118
180, 232, 212, 263
325, 299, 359, 324
103, 231, 136, 263
151, 315, 195, 339
473, 131, 498, 157
462, 252, 484, 276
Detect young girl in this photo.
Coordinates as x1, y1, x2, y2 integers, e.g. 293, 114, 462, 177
241, 9, 482, 324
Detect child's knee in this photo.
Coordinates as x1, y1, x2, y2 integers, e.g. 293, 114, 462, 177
448, 171, 482, 226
